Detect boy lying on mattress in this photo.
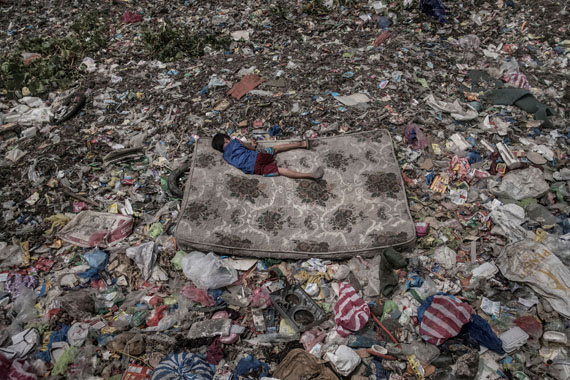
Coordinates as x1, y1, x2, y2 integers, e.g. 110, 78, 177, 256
212, 133, 324, 180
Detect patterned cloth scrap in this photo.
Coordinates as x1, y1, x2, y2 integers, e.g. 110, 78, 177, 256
0, 353, 37, 380
334, 283, 370, 337
151, 353, 215, 380
418, 294, 473, 345
502, 72, 531, 90
5, 274, 38, 296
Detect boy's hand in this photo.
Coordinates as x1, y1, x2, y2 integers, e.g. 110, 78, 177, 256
251, 139, 258, 149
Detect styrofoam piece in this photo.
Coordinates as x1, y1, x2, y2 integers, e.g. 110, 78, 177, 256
480, 139, 495, 153
449, 133, 471, 151
500, 326, 529, 353
496, 142, 521, 169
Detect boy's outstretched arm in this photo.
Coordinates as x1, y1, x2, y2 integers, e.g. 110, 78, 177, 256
241, 140, 258, 150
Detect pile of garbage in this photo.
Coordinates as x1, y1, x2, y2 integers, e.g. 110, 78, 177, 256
1, 0, 569, 379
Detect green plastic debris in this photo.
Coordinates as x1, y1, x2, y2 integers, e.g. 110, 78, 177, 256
381, 300, 399, 322
262, 258, 282, 267
52, 346, 78, 376
517, 198, 538, 209
130, 310, 149, 327
161, 177, 169, 192
551, 183, 570, 203
171, 250, 188, 270
417, 77, 429, 88
149, 222, 164, 239
320, 302, 333, 313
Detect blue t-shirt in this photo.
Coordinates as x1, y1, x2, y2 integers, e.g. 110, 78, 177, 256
223, 139, 258, 174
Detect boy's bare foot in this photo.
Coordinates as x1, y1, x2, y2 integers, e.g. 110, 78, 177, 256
312, 167, 324, 180
303, 137, 311, 150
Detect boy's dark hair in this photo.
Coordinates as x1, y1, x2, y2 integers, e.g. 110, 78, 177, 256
212, 133, 230, 153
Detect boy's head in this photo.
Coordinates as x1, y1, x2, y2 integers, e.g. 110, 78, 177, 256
212, 133, 230, 153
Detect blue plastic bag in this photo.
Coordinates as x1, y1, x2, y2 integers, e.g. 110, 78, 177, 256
464, 314, 505, 354
420, 0, 448, 23
231, 355, 269, 380
79, 249, 107, 280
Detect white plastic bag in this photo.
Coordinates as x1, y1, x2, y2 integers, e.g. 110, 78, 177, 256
490, 203, 528, 242
126, 242, 156, 281
497, 239, 570, 318
432, 246, 456, 269
181, 251, 238, 290
324, 345, 360, 376
493, 167, 549, 200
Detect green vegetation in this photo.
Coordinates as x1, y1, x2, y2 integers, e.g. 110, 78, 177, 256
303, 0, 358, 15
271, 4, 291, 20
304, 0, 331, 15
0, 14, 231, 96
0, 11, 109, 96
142, 24, 230, 62
335, 0, 358, 6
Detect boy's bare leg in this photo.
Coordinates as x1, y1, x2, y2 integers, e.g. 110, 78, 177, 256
272, 140, 308, 154
278, 167, 324, 180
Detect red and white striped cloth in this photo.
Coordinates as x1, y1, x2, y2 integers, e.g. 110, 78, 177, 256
419, 295, 473, 345
502, 72, 531, 89
334, 283, 370, 337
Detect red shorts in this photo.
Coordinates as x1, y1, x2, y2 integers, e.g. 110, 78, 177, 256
253, 152, 279, 176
